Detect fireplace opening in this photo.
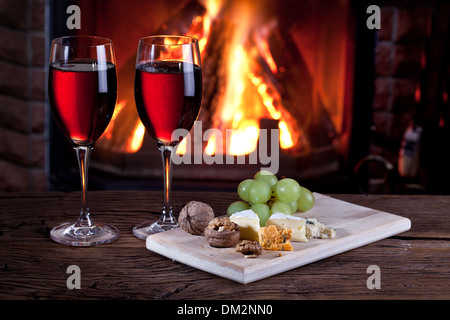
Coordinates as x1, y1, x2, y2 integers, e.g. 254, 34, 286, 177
48, 0, 374, 193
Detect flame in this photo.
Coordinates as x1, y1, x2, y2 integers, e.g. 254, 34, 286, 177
101, 0, 299, 156
103, 100, 126, 140
205, 134, 217, 155
249, 73, 281, 120
176, 137, 187, 155
221, 44, 248, 123
103, 100, 146, 154
221, 44, 268, 155
229, 120, 259, 155
258, 39, 278, 74
126, 122, 146, 153
209, 0, 296, 155
200, 0, 221, 52
278, 120, 294, 149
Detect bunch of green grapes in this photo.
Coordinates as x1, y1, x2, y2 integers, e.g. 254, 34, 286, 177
227, 170, 315, 226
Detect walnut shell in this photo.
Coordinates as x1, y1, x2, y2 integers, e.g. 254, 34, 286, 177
204, 217, 240, 248
178, 201, 215, 235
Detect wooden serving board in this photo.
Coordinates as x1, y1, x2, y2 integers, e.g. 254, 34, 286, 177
146, 193, 411, 284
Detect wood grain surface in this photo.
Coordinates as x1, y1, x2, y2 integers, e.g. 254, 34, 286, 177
1, 191, 449, 300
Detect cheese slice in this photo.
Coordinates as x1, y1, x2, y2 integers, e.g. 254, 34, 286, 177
305, 218, 336, 239
265, 212, 307, 242
258, 225, 293, 251
229, 210, 260, 241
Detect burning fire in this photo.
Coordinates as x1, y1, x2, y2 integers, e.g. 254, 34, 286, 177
228, 119, 259, 155
204, 133, 216, 155
128, 122, 146, 153
101, 0, 297, 156
192, 0, 295, 156
103, 99, 126, 141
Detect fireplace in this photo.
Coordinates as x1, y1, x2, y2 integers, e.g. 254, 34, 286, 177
46, 0, 371, 192
1, 1, 448, 193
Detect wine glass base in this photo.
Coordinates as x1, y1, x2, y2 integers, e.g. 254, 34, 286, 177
133, 220, 179, 240
50, 222, 120, 246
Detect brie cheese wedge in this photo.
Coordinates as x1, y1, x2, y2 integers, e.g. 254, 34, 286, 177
265, 212, 307, 242
229, 210, 260, 241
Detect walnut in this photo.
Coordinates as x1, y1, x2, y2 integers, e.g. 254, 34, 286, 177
235, 240, 263, 258
204, 217, 240, 248
178, 201, 215, 235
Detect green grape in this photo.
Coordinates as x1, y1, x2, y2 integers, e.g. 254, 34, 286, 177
227, 201, 251, 217
254, 170, 278, 189
297, 186, 315, 212
247, 181, 272, 204
237, 179, 255, 202
274, 178, 301, 203
251, 203, 271, 226
288, 200, 298, 212
270, 200, 295, 215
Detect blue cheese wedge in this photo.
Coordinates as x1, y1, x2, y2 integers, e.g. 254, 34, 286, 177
305, 218, 336, 239
229, 210, 260, 241
265, 212, 307, 242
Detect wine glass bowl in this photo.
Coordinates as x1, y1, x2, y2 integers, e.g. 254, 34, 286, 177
48, 36, 119, 246
133, 35, 202, 239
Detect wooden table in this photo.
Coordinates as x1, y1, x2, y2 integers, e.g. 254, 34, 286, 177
1, 191, 449, 302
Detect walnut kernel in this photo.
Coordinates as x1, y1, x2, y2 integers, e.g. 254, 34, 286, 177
204, 217, 240, 248
235, 240, 263, 258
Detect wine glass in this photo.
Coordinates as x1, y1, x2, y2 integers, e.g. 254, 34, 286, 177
133, 35, 202, 239
48, 36, 120, 246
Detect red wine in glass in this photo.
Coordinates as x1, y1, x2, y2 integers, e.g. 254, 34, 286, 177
48, 36, 119, 246
135, 60, 202, 145
49, 60, 117, 145
132, 35, 203, 239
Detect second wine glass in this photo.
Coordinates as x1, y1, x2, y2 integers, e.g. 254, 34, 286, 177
133, 35, 203, 239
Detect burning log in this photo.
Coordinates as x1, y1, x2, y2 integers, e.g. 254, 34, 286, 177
200, 4, 319, 155
267, 29, 337, 151
200, 17, 235, 129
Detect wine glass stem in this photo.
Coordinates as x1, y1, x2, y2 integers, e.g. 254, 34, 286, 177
160, 145, 176, 225
75, 145, 93, 227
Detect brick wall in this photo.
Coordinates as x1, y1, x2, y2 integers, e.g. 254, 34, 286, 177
370, 1, 450, 190
0, 0, 47, 191
372, 4, 428, 159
